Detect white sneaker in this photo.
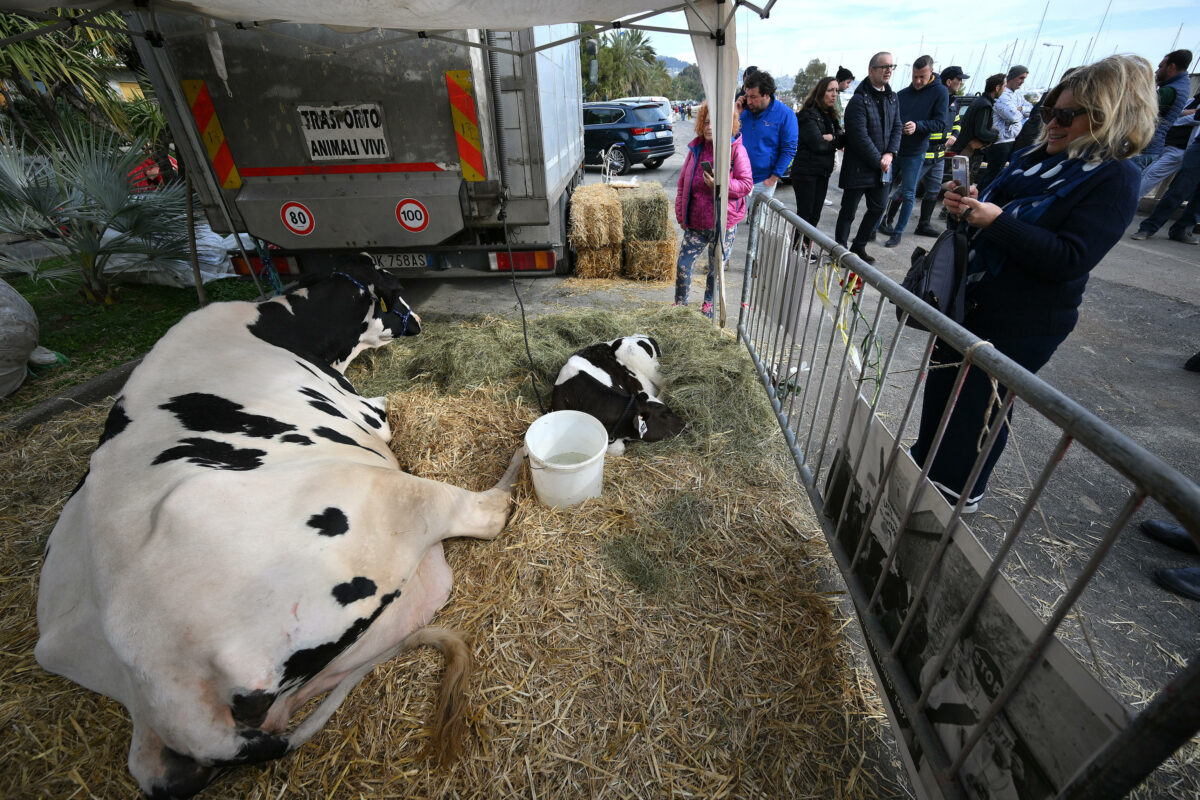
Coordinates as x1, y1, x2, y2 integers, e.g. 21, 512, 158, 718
931, 480, 983, 514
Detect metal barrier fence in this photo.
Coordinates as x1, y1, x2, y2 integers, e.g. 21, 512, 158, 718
736, 196, 1200, 800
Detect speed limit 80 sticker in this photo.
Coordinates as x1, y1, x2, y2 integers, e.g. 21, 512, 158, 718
395, 198, 429, 233
280, 201, 315, 236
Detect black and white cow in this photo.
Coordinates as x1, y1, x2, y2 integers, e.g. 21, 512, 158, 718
35, 255, 523, 799
550, 334, 686, 455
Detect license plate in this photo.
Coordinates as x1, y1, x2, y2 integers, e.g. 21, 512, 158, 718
655, 130, 671, 139
373, 253, 429, 269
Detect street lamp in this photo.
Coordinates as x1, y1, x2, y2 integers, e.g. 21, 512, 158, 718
1043, 42, 1064, 90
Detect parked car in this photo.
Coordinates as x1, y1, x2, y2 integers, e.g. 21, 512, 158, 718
582, 101, 674, 175
612, 95, 675, 123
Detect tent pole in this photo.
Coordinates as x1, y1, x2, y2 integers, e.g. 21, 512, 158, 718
714, 2, 727, 327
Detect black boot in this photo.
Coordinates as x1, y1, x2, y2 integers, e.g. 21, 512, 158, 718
915, 196, 940, 237
877, 196, 901, 236
1154, 567, 1200, 601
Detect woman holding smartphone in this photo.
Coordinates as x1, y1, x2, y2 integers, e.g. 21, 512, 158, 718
790, 76, 844, 237
911, 55, 1157, 512
673, 101, 754, 316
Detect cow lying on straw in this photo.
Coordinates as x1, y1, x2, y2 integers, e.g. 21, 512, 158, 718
35, 256, 523, 799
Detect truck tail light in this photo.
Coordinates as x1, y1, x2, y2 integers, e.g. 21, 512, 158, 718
489, 250, 556, 272
630, 127, 652, 135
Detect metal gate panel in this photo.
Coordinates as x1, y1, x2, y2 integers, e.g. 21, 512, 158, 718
736, 196, 1200, 800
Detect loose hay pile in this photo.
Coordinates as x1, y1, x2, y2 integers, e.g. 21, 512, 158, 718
0, 307, 902, 799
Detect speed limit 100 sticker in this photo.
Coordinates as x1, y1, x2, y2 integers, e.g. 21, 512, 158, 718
395, 198, 429, 233
280, 201, 315, 236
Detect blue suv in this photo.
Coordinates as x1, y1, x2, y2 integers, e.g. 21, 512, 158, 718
583, 101, 674, 175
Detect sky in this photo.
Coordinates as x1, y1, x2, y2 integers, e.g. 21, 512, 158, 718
644, 0, 1200, 95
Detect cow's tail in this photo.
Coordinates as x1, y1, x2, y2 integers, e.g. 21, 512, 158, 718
404, 626, 473, 766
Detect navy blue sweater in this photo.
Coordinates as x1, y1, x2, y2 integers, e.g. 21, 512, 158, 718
964, 152, 1140, 340
896, 77, 949, 156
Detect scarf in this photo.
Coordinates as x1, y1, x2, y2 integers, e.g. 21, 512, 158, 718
967, 146, 1116, 282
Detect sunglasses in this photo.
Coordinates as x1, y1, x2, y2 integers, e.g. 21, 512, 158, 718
1039, 106, 1088, 127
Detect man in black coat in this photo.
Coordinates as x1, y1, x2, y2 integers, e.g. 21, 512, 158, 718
951, 73, 1005, 174
834, 51, 903, 264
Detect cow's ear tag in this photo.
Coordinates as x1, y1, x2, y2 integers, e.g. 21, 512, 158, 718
637, 415, 648, 438
379, 297, 388, 313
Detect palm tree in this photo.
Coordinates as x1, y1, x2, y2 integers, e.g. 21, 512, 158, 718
0, 11, 131, 152
604, 30, 657, 97
0, 123, 190, 306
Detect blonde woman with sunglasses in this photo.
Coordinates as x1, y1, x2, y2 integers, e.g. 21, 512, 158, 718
911, 55, 1157, 512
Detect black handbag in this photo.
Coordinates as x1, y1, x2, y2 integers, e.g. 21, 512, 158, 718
896, 226, 969, 331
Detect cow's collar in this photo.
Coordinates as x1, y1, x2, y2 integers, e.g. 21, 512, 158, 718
331, 271, 411, 333
610, 392, 638, 439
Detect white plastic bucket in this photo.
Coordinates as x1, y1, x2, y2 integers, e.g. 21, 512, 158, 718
524, 410, 608, 508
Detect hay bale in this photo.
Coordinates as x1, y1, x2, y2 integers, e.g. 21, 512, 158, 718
616, 181, 671, 241
573, 246, 622, 279
567, 184, 622, 249
622, 237, 678, 282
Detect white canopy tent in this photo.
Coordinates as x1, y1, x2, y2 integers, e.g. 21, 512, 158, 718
2, 0, 767, 323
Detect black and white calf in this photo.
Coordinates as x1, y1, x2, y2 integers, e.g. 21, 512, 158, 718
550, 334, 686, 455
35, 255, 523, 799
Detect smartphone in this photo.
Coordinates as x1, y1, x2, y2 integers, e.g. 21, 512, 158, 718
951, 155, 971, 197
700, 160, 713, 175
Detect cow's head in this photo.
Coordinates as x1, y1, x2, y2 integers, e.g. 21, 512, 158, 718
334, 254, 422, 344
249, 254, 421, 372
632, 392, 687, 442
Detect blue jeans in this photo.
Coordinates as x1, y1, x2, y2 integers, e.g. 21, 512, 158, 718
919, 156, 945, 197
883, 152, 926, 234
675, 225, 738, 305
1139, 138, 1200, 238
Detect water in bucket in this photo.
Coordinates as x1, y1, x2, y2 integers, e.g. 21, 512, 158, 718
524, 410, 608, 508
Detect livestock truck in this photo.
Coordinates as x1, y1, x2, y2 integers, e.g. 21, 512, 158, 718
127, 14, 584, 276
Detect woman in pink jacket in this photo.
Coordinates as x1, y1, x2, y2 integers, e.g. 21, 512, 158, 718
674, 102, 754, 316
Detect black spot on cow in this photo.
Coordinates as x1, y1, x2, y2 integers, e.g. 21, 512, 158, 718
281, 433, 314, 446
98, 400, 130, 447
248, 292, 366, 380
293, 359, 356, 396
217, 729, 289, 767
307, 507, 349, 537
153, 438, 266, 471
148, 747, 216, 800
312, 426, 387, 460
299, 387, 346, 419
332, 576, 377, 606
160, 393, 296, 439
280, 589, 400, 688
230, 689, 277, 728
360, 402, 387, 428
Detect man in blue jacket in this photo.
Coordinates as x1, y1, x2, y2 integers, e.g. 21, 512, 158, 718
835, 51, 903, 264
738, 70, 799, 202
877, 55, 949, 247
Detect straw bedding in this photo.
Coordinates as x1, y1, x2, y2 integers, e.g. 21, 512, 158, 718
0, 307, 899, 798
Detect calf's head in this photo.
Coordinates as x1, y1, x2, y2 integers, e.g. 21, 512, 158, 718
632, 393, 687, 442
